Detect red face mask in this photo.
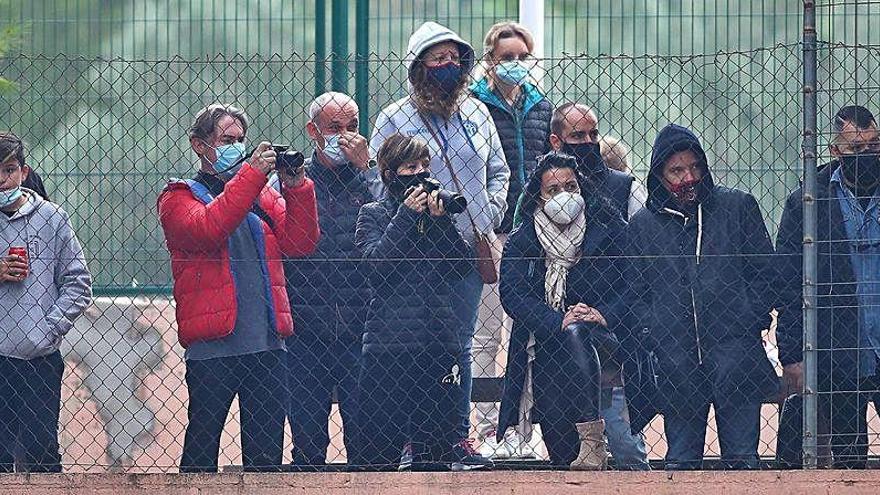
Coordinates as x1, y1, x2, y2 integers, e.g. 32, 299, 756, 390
668, 178, 701, 203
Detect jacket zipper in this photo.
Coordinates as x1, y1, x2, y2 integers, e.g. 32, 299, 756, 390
682, 215, 704, 365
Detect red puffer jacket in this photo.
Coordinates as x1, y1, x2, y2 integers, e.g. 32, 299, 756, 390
158, 163, 320, 348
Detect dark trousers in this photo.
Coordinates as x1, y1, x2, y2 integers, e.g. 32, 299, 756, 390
777, 375, 880, 469
537, 325, 602, 466
180, 350, 287, 473
0, 351, 64, 473
664, 388, 761, 470
286, 335, 360, 465
354, 345, 461, 469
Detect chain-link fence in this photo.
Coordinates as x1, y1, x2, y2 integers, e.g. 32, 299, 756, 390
0, 2, 878, 475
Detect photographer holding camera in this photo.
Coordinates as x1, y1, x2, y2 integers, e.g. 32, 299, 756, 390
353, 134, 492, 471
270, 92, 375, 466
158, 103, 320, 472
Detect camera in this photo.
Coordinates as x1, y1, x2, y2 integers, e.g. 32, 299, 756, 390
235, 145, 305, 175
271, 145, 305, 175
419, 177, 467, 215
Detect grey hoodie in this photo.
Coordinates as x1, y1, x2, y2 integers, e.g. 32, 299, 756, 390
368, 22, 510, 241
0, 189, 92, 360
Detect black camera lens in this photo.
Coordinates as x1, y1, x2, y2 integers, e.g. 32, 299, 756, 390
438, 190, 467, 214
419, 177, 467, 214
276, 149, 305, 174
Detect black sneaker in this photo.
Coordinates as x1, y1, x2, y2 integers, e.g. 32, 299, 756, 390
450, 439, 494, 471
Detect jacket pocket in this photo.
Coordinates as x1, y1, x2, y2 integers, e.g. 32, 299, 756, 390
25, 315, 61, 358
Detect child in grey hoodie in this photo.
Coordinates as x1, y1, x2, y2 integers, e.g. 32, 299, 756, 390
0, 132, 92, 472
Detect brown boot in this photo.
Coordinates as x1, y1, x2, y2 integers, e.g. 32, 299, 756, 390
570, 419, 607, 470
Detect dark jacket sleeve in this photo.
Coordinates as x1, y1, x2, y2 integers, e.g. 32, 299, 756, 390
738, 193, 777, 335
355, 202, 421, 260
775, 189, 805, 366
499, 228, 564, 340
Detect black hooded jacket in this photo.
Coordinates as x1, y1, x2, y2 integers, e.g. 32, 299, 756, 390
625, 124, 778, 410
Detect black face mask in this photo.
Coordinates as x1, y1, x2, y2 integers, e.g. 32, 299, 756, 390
840, 153, 880, 193
561, 142, 605, 178
388, 171, 430, 199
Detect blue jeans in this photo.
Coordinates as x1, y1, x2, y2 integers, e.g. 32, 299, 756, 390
450, 269, 483, 439
664, 397, 761, 470
600, 387, 650, 470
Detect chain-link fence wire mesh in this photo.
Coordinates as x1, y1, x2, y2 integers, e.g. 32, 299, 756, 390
0, 43, 827, 472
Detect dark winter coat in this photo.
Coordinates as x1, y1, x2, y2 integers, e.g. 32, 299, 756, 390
625, 124, 778, 413
470, 78, 553, 233
497, 189, 630, 441
355, 196, 473, 355
775, 160, 862, 391
279, 156, 374, 346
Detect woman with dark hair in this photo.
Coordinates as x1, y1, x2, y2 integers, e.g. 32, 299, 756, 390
369, 22, 510, 447
497, 152, 629, 469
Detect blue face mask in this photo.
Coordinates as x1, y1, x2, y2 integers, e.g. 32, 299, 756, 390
426, 62, 464, 97
0, 186, 23, 208
320, 134, 348, 165
495, 61, 530, 86
210, 142, 246, 178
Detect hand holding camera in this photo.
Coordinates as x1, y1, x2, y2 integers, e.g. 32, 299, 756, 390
249, 142, 277, 175
272, 145, 306, 188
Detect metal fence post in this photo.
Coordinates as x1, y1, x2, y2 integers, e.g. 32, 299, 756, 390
315, 0, 327, 97
801, 0, 819, 471
355, 0, 370, 136
331, 0, 349, 93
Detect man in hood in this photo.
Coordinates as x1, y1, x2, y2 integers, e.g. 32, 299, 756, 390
776, 105, 880, 468
626, 124, 777, 470
368, 21, 509, 460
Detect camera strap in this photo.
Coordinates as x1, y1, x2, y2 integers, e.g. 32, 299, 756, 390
419, 111, 480, 234
419, 110, 499, 284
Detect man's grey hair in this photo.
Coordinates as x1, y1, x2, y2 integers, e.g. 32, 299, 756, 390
308, 92, 358, 123
189, 103, 249, 141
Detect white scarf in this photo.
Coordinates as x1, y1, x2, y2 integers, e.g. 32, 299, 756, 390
534, 207, 587, 311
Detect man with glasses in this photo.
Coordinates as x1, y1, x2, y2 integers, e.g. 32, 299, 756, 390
776, 105, 880, 468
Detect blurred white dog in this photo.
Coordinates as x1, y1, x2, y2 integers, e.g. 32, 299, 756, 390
62, 297, 164, 469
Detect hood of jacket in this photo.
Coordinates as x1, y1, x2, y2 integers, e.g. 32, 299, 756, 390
647, 123, 715, 213
406, 21, 475, 81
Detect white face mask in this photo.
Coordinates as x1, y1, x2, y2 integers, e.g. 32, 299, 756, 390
542, 191, 585, 225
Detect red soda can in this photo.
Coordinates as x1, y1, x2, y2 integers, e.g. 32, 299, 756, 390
8, 246, 28, 278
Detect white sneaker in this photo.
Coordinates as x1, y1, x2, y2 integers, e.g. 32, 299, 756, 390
479, 430, 533, 459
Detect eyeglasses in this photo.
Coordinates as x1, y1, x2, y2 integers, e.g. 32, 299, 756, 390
423, 51, 461, 67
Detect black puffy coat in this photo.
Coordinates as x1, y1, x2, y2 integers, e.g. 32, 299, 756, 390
470, 78, 552, 234
355, 196, 473, 354
626, 124, 778, 413
281, 156, 374, 346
